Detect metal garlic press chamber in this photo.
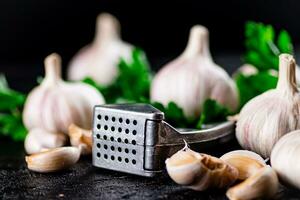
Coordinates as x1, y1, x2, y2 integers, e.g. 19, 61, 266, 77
92, 104, 235, 177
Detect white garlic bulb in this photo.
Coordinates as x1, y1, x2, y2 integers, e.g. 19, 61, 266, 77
25, 128, 67, 154
236, 54, 300, 158
68, 13, 133, 85
23, 53, 105, 134
165, 145, 238, 191
271, 130, 300, 189
151, 25, 238, 118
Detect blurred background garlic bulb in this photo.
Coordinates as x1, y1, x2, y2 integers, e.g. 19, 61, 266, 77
236, 54, 300, 158
151, 25, 238, 118
23, 53, 105, 134
68, 13, 133, 85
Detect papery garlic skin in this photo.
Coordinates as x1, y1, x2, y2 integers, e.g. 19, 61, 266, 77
23, 53, 105, 134
68, 124, 92, 155
25, 128, 67, 154
271, 130, 300, 189
68, 13, 133, 85
151, 25, 238, 118
25, 147, 80, 173
165, 146, 238, 191
236, 54, 300, 158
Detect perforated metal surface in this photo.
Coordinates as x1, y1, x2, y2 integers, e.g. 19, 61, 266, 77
92, 104, 235, 177
92, 104, 164, 176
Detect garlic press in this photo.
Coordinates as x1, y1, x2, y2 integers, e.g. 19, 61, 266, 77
92, 104, 235, 177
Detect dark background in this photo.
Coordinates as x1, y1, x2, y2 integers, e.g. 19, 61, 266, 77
0, 0, 300, 91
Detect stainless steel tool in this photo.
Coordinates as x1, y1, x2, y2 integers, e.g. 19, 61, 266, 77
92, 104, 235, 177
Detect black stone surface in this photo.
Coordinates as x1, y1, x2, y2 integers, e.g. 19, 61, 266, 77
1, 138, 300, 200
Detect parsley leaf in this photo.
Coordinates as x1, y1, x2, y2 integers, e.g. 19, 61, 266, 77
152, 100, 230, 129
0, 75, 27, 141
235, 71, 278, 108
151, 101, 192, 128
244, 21, 293, 71
197, 99, 230, 128
237, 21, 293, 108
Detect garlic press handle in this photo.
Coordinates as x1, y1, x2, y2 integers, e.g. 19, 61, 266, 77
158, 120, 235, 145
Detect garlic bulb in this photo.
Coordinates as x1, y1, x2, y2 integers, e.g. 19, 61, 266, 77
23, 53, 105, 134
68, 124, 92, 155
151, 25, 238, 118
68, 13, 133, 85
236, 54, 300, 158
26, 147, 80, 173
25, 128, 67, 154
271, 130, 300, 189
226, 166, 278, 200
165, 145, 238, 191
220, 150, 266, 180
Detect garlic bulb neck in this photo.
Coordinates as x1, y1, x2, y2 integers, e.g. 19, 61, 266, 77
43, 53, 62, 87
94, 13, 121, 46
276, 54, 298, 94
182, 25, 211, 60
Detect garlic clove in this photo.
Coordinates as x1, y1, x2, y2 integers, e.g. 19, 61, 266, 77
25, 147, 81, 173
151, 25, 238, 118
166, 146, 238, 191
236, 53, 300, 158
226, 166, 279, 200
24, 128, 67, 154
68, 13, 133, 85
220, 150, 266, 180
68, 124, 92, 155
271, 130, 300, 189
23, 53, 105, 134
24, 131, 43, 155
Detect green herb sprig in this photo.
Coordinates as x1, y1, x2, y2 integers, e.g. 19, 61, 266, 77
0, 75, 27, 141
235, 21, 294, 108
244, 21, 293, 71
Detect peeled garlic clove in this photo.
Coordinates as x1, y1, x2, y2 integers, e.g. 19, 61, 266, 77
271, 130, 300, 189
226, 166, 279, 200
236, 54, 300, 158
25, 128, 67, 154
220, 150, 266, 180
68, 13, 133, 85
166, 146, 238, 191
68, 124, 92, 155
26, 147, 80, 173
151, 25, 238, 118
23, 53, 105, 134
